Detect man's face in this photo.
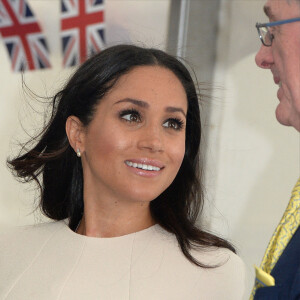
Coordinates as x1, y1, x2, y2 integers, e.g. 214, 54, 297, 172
255, 0, 300, 131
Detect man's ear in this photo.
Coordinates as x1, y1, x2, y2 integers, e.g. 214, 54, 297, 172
65, 116, 85, 155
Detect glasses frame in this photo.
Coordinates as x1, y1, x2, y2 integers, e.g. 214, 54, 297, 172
256, 17, 300, 47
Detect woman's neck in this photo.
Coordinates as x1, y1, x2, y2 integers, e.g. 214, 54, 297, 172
76, 199, 155, 237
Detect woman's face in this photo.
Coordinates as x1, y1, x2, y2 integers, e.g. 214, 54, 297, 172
80, 66, 187, 204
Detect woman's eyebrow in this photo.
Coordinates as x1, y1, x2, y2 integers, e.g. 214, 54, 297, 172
114, 97, 186, 118
114, 98, 149, 108
165, 106, 186, 118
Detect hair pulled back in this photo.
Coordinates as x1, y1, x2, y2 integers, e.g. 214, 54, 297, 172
8, 44, 235, 267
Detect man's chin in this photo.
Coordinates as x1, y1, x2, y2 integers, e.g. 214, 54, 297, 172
275, 104, 300, 132
275, 103, 291, 127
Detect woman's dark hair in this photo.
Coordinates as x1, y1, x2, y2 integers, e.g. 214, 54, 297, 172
7, 44, 235, 267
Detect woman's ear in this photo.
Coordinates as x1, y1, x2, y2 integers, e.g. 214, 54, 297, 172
65, 116, 85, 155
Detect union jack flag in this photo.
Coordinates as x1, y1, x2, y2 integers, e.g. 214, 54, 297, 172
0, 0, 51, 72
61, 0, 105, 68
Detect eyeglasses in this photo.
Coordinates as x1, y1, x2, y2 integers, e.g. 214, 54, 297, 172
256, 17, 300, 47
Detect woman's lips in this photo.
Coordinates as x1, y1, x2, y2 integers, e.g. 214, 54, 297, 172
124, 159, 164, 177
125, 159, 164, 169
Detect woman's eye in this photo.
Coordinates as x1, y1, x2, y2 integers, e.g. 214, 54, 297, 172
163, 118, 184, 130
120, 110, 141, 123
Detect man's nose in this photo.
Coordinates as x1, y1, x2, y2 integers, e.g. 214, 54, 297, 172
255, 45, 274, 69
137, 125, 164, 152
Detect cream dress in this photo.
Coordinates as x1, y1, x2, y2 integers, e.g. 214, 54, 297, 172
0, 220, 245, 300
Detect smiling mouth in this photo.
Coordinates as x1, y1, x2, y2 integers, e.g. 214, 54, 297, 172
125, 161, 161, 171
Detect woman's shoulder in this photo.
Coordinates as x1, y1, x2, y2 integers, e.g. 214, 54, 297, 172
152, 226, 246, 299
154, 225, 244, 269
0, 220, 67, 295
192, 245, 245, 271
0, 219, 66, 241
190, 247, 246, 299
0, 220, 66, 260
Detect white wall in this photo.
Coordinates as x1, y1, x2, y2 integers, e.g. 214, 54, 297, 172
0, 0, 171, 226
207, 0, 299, 297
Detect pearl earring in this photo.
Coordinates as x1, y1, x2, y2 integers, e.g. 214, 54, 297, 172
76, 149, 81, 157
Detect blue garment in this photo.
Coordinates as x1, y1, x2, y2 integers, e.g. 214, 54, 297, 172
254, 226, 300, 300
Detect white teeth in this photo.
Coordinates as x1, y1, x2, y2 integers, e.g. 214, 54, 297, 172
125, 161, 161, 171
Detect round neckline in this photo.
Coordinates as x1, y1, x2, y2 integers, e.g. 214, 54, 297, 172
61, 219, 160, 242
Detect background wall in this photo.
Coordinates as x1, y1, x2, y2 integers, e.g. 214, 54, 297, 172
0, 0, 299, 299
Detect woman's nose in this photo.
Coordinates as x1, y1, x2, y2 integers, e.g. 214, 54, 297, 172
255, 45, 274, 69
137, 126, 164, 152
